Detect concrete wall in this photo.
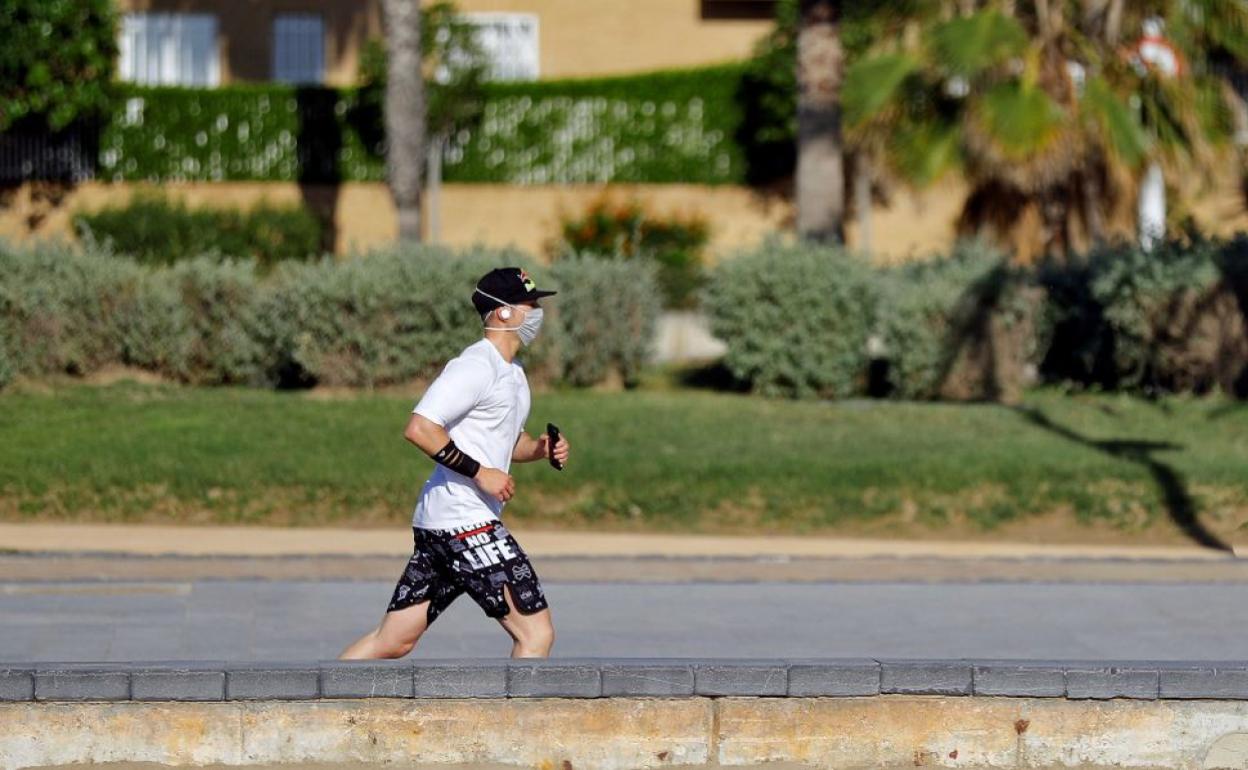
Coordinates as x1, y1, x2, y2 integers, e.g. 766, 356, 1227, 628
3, 659, 1248, 769
114, 0, 772, 86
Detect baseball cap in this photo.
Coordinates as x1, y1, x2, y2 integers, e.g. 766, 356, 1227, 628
472, 267, 557, 315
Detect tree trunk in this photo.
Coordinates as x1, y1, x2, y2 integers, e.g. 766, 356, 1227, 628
796, 0, 845, 244
854, 154, 872, 256
1104, 0, 1124, 45
382, 0, 425, 243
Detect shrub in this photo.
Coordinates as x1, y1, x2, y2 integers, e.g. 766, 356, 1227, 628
0, 240, 140, 378
547, 255, 661, 387
0, 0, 118, 131
161, 257, 271, 386
259, 246, 658, 389
1040, 237, 1248, 397
261, 247, 508, 388
874, 240, 1045, 401
705, 241, 877, 398
73, 193, 323, 268
554, 194, 709, 309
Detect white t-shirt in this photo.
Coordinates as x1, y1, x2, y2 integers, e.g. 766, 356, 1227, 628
410, 338, 531, 530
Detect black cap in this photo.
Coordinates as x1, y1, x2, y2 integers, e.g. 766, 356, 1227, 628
472, 267, 557, 315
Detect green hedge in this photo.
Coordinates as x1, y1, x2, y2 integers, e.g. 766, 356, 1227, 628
74, 193, 324, 267
97, 65, 747, 185
707, 238, 1247, 401
0, 241, 658, 391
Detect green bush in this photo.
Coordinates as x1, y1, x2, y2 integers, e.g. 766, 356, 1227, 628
553, 195, 709, 309
163, 257, 271, 386
875, 240, 1044, 401
0, 240, 139, 378
0, 0, 118, 130
705, 241, 878, 398
547, 255, 661, 387
259, 247, 657, 389
1041, 237, 1248, 396
0, 240, 659, 391
262, 247, 510, 388
96, 65, 747, 185
73, 193, 323, 268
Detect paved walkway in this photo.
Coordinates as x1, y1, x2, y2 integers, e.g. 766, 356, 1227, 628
2, 579, 1247, 662
2, 523, 1242, 664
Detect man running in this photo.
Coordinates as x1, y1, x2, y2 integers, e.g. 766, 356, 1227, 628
339, 267, 569, 660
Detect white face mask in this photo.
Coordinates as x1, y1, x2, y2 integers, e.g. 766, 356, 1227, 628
477, 289, 545, 346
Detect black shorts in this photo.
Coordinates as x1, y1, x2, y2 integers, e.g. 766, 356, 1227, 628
386, 520, 548, 623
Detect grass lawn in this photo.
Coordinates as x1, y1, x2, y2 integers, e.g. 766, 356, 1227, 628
1, 378, 1245, 544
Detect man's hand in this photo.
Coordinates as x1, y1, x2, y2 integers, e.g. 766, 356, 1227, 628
475, 467, 516, 502
536, 432, 570, 468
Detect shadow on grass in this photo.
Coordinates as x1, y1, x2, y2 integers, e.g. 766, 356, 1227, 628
675, 360, 752, 393
1012, 406, 1233, 553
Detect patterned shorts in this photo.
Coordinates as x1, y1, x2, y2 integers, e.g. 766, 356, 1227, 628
386, 520, 548, 623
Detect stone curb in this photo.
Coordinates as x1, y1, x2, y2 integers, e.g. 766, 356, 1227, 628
0, 659, 1244, 702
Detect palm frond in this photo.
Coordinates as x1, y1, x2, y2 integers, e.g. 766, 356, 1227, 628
843, 52, 919, 127
891, 119, 962, 185
971, 80, 1067, 158
928, 10, 1028, 77
1082, 76, 1150, 167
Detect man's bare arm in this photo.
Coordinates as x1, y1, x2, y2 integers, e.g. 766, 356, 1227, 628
512, 431, 545, 463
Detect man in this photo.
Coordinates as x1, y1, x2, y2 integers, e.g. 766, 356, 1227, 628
339, 267, 569, 660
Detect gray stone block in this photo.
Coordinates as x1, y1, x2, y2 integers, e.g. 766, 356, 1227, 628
694, 662, 787, 697
226, 663, 319, 700
1159, 663, 1248, 700
507, 662, 601, 698
131, 662, 226, 701
0, 666, 34, 701
34, 665, 130, 701
786, 659, 879, 697
971, 660, 1066, 698
413, 661, 508, 698
880, 660, 972, 696
1066, 665, 1158, 700
321, 661, 414, 699
601, 663, 694, 697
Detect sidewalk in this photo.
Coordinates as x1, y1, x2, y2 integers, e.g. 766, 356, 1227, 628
0, 522, 1235, 561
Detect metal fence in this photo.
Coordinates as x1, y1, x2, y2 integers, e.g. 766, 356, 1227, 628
0, 122, 98, 183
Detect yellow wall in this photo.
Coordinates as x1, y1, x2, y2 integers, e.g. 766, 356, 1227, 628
114, 0, 772, 86
6, 171, 1247, 265
0, 181, 792, 262
450, 0, 772, 78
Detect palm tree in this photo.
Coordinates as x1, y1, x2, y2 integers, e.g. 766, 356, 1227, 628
796, 0, 846, 243
842, 0, 1248, 260
382, 0, 425, 242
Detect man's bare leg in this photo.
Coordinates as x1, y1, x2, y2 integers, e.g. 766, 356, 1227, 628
497, 584, 555, 658
338, 600, 432, 660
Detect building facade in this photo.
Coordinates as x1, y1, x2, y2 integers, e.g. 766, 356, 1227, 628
113, 0, 774, 87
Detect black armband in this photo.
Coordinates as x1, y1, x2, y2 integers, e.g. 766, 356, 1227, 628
432, 439, 482, 478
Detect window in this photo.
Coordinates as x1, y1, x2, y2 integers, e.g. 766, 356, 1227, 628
464, 13, 539, 81
119, 13, 219, 87
273, 14, 325, 84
